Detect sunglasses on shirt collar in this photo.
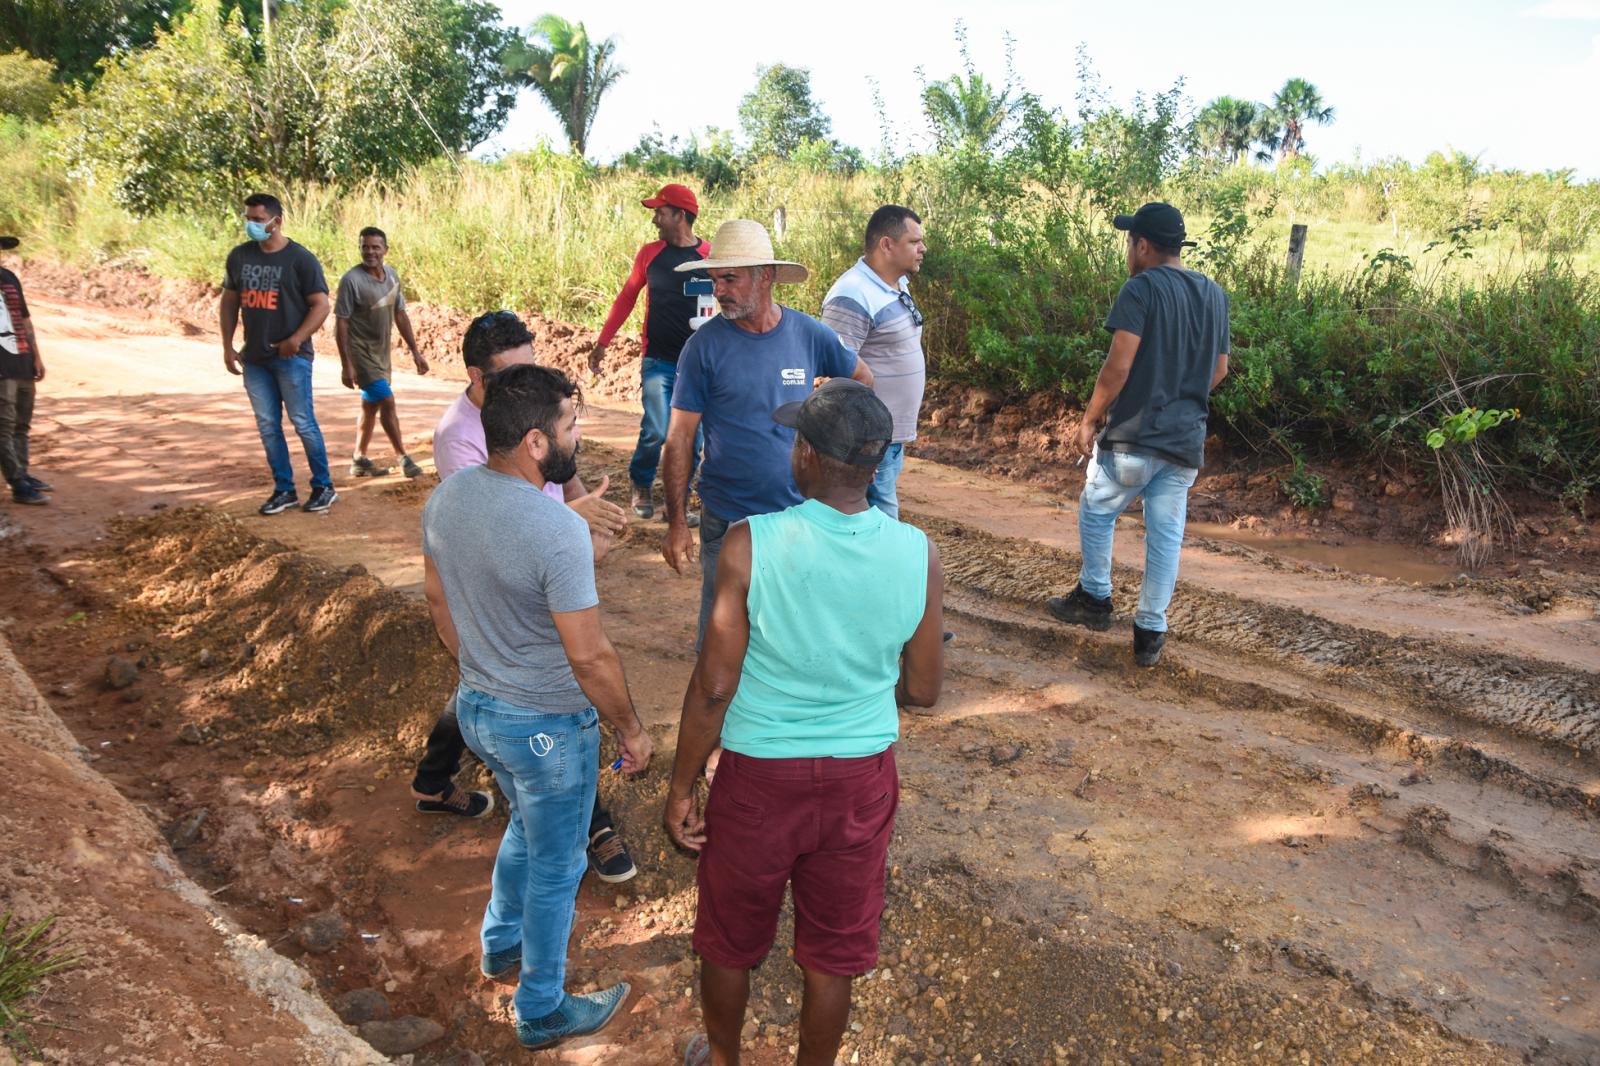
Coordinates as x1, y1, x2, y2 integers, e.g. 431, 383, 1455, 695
897, 289, 924, 328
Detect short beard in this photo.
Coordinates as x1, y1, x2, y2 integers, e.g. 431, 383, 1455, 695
718, 296, 756, 320
539, 440, 579, 486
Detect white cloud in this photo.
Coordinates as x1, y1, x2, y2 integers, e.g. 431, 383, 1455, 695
1523, 0, 1600, 18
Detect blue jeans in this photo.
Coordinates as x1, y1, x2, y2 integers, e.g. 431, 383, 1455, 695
868, 442, 906, 520
629, 357, 701, 490
242, 358, 331, 492
696, 510, 731, 650
1077, 446, 1198, 633
455, 684, 599, 1022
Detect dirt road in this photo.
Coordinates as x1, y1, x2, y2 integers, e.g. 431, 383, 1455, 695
2, 293, 1597, 1064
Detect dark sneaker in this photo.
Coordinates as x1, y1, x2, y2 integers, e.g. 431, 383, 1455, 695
630, 483, 653, 519
943, 631, 954, 644
1133, 624, 1166, 667
11, 482, 47, 505
415, 783, 494, 818
516, 984, 630, 1051
302, 486, 338, 512
258, 490, 299, 515
400, 455, 424, 479
481, 943, 521, 979
350, 456, 387, 478
1045, 584, 1113, 631
21, 474, 51, 492
587, 826, 637, 883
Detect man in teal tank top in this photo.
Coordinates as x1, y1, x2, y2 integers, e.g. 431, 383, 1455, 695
665, 379, 946, 1066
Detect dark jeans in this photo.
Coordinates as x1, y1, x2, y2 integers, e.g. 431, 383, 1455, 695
413, 695, 613, 836
696, 510, 731, 651
0, 377, 34, 485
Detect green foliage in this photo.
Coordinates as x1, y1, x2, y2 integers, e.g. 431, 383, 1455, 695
1193, 96, 1260, 164
0, 0, 180, 85
614, 126, 742, 191
1280, 457, 1328, 508
0, 912, 78, 1051
505, 14, 623, 157
739, 64, 832, 158
0, 50, 59, 120
55, 0, 516, 213
1425, 407, 1519, 451
1259, 77, 1335, 160
922, 72, 1017, 153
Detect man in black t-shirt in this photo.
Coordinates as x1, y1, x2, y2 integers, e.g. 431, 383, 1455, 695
220, 193, 337, 516
589, 184, 709, 521
1046, 203, 1231, 667
0, 237, 50, 506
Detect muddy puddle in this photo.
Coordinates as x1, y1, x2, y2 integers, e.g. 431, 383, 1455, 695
1186, 521, 1462, 585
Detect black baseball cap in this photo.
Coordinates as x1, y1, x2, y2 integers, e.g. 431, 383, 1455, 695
1112, 202, 1196, 248
772, 379, 893, 467
0, 237, 18, 250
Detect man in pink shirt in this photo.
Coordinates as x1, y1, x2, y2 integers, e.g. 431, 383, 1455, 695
414, 311, 641, 884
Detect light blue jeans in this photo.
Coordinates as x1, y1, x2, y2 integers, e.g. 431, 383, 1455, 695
242, 358, 331, 493
455, 684, 599, 1022
629, 356, 701, 490
868, 442, 906, 520
1077, 446, 1198, 633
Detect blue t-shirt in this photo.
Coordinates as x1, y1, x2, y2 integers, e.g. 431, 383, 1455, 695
671, 308, 857, 522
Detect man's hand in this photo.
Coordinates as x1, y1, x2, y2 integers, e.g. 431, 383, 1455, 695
274, 337, 299, 359
568, 474, 627, 537
32, 358, 45, 383
663, 520, 696, 574
1075, 416, 1102, 455
413, 351, 430, 376
664, 788, 706, 852
588, 341, 608, 376
223, 347, 243, 376
617, 724, 653, 774
704, 745, 723, 786
340, 364, 356, 390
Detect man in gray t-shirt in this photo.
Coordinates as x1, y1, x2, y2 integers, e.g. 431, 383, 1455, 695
1046, 203, 1230, 669
820, 205, 927, 521
421, 363, 650, 1052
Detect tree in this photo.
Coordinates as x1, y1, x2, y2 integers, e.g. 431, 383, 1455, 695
737, 63, 831, 158
1193, 95, 1260, 164
922, 72, 1013, 152
0, 50, 60, 120
1260, 77, 1334, 160
0, 0, 182, 85
505, 14, 623, 157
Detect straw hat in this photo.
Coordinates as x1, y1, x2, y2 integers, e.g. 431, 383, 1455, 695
675, 219, 808, 284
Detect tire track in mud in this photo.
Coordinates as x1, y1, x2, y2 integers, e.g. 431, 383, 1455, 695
915, 512, 1600, 755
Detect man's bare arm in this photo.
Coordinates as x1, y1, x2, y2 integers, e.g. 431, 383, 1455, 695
552, 606, 652, 771
422, 555, 460, 660
1210, 352, 1230, 391
1075, 329, 1141, 452
661, 407, 704, 573
219, 289, 243, 374
896, 540, 945, 708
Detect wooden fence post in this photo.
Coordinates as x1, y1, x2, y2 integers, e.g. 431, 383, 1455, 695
773, 205, 787, 241
1286, 224, 1308, 283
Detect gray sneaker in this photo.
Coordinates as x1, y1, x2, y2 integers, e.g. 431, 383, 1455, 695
401, 455, 424, 479
515, 984, 630, 1050
630, 483, 654, 519
350, 456, 388, 477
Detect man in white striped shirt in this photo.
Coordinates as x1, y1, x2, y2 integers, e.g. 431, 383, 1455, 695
819, 206, 927, 520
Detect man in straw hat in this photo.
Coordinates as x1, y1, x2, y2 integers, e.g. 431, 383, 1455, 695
658, 219, 874, 645
1045, 202, 1230, 668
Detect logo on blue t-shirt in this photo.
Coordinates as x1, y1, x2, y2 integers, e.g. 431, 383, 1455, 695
780, 368, 806, 385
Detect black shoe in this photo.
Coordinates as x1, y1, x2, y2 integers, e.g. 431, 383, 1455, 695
942, 631, 955, 644
21, 474, 50, 492
414, 783, 494, 818
302, 486, 337, 512
258, 490, 299, 515
1133, 624, 1166, 667
587, 826, 637, 883
10, 481, 47, 505
1045, 584, 1113, 631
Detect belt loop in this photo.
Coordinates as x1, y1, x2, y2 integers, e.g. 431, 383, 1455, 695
813, 758, 822, 786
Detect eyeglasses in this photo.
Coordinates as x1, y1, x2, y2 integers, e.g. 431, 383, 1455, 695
469, 309, 520, 333
897, 289, 924, 328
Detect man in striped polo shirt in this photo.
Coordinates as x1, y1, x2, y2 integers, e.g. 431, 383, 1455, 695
820, 205, 927, 520
665, 379, 945, 1066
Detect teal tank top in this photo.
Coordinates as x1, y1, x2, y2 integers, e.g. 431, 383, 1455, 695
721, 498, 929, 759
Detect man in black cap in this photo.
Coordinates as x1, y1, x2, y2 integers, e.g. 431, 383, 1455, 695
1045, 203, 1230, 667
0, 236, 50, 506
665, 378, 944, 1066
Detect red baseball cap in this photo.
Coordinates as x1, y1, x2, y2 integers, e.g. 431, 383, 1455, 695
641, 183, 698, 214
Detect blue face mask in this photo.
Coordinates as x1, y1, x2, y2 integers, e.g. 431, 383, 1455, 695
245, 218, 273, 242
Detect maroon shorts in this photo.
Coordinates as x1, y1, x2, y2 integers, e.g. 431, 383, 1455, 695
693, 746, 898, 977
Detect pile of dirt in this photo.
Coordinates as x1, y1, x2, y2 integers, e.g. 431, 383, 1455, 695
102, 507, 454, 759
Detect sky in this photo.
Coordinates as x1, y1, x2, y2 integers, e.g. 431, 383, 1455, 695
478, 0, 1600, 180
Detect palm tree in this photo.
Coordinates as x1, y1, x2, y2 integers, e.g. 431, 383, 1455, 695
1261, 77, 1334, 160
504, 14, 624, 157
1194, 96, 1260, 164
921, 72, 1013, 152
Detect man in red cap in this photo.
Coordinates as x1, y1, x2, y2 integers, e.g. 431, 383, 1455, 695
590, 184, 710, 522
